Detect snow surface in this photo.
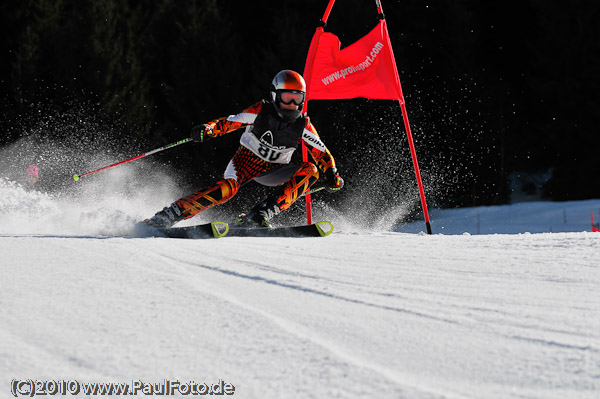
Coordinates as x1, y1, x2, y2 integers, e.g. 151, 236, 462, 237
1, 176, 599, 399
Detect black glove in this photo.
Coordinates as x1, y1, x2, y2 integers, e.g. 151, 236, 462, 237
191, 124, 213, 142
324, 168, 344, 192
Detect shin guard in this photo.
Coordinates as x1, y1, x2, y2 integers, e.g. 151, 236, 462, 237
175, 178, 239, 219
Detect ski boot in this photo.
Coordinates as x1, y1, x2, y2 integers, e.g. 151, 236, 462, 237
235, 212, 270, 228
143, 203, 185, 229
235, 196, 281, 228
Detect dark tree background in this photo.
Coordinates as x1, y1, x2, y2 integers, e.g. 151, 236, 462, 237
1, 0, 599, 210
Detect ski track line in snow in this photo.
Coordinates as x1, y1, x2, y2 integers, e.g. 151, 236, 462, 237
235, 235, 598, 352
127, 235, 598, 399
141, 252, 471, 399
2, 228, 600, 399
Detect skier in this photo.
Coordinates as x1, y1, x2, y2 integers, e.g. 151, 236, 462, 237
142, 70, 344, 229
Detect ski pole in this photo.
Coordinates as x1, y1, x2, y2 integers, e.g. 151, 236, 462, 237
304, 185, 325, 196
72, 138, 191, 181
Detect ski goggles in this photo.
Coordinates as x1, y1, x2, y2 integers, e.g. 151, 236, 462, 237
276, 90, 305, 105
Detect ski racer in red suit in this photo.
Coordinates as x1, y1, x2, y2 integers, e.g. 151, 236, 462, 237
143, 70, 344, 228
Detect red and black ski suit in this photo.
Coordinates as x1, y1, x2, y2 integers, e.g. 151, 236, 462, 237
175, 100, 338, 221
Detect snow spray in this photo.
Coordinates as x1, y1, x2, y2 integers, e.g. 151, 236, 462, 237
0, 107, 189, 236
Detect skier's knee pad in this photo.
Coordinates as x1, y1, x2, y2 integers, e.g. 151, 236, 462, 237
276, 163, 319, 211
293, 162, 319, 190
299, 162, 319, 181
218, 178, 239, 201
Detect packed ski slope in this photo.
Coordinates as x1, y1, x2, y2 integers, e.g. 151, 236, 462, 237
1, 177, 599, 399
